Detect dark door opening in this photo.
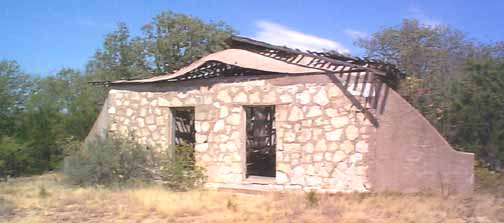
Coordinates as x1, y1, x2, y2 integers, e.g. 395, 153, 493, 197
171, 107, 196, 146
245, 106, 276, 178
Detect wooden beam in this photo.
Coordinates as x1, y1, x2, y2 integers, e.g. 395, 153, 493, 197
229, 36, 386, 76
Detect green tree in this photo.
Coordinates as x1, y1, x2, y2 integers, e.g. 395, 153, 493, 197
356, 19, 478, 133
142, 11, 235, 74
20, 68, 100, 172
0, 60, 33, 136
86, 23, 149, 81
0, 136, 32, 177
442, 59, 504, 167
356, 20, 474, 113
86, 11, 235, 83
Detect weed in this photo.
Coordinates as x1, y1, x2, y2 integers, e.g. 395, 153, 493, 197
227, 196, 237, 211
38, 185, 49, 198
305, 190, 318, 208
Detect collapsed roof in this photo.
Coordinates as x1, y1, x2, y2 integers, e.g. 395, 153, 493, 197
110, 35, 402, 86
106, 36, 404, 127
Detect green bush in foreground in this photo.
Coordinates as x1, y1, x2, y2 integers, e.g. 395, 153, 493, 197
64, 136, 205, 190
161, 144, 206, 190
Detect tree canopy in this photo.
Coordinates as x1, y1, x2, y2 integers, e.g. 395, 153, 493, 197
0, 11, 235, 177
87, 11, 235, 82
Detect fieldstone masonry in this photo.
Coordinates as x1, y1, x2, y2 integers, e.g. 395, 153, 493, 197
85, 41, 474, 194
106, 77, 374, 192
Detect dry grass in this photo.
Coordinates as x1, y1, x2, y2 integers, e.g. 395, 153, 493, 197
1, 172, 504, 222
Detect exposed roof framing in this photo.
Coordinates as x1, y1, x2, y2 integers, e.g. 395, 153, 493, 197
108, 35, 401, 86
101, 36, 404, 127
226, 36, 384, 75
110, 48, 322, 84
226, 35, 403, 87
163, 60, 285, 82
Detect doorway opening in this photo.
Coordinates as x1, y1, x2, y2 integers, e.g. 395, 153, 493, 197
245, 106, 276, 178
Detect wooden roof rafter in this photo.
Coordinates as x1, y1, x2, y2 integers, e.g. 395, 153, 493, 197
124, 60, 310, 84
226, 36, 386, 76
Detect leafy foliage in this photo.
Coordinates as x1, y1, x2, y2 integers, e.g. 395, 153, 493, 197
86, 23, 150, 81
64, 136, 205, 189
64, 136, 154, 186
0, 60, 33, 136
0, 136, 33, 177
87, 10, 235, 82
357, 19, 473, 110
142, 11, 234, 74
442, 60, 504, 164
160, 144, 206, 190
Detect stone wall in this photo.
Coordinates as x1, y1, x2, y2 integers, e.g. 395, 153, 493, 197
105, 75, 373, 192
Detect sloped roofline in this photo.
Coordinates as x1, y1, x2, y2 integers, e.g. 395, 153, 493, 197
111, 48, 323, 84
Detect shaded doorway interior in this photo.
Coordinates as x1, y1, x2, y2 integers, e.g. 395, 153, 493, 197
245, 106, 276, 178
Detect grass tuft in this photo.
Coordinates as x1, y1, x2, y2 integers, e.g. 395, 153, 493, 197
38, 185, 50, 198
305, 190, 319, 208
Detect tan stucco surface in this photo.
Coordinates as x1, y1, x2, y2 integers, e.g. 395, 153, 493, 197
368, 90, 474, 193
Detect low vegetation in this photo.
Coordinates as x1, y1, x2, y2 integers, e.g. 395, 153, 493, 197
64, 136, 205, 190
1, 171, 504, 223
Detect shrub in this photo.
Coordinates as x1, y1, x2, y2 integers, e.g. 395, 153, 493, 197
159, 144, 206, 190
305, 190, 319, 208
226, 196, 238, 211
64, 136, 155, 186
0, 136, 34, 177
38, 185, 50, 198
64, 136, 205, 189
475, 166, 504, 196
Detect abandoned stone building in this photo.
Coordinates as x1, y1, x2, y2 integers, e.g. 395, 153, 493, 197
87, 36, 474, 193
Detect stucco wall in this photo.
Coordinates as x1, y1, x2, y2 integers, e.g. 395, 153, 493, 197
84, 97, 109, 144
367, 90, 474, 193
105, 74, 373, 192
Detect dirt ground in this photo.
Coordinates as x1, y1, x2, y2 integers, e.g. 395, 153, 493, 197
1, 172, 504, 223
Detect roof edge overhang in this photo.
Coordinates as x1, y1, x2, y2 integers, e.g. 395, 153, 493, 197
111, 48, 324, 84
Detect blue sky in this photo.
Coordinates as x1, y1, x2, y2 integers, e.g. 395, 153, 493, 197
1, 0, 503, 75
